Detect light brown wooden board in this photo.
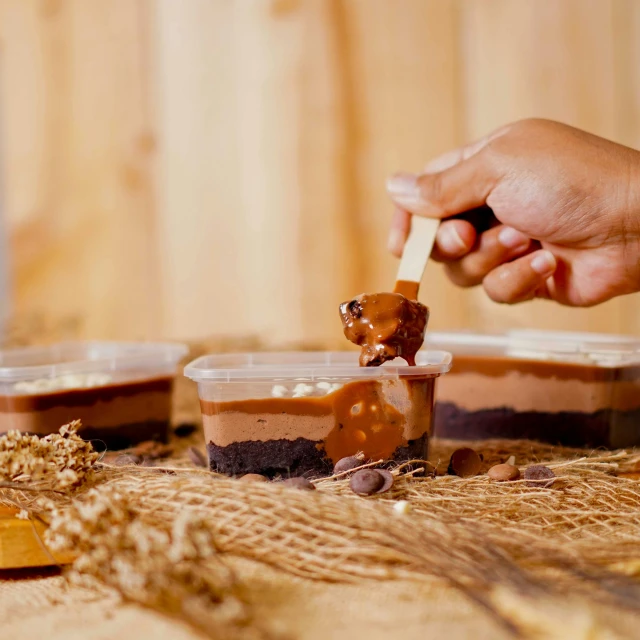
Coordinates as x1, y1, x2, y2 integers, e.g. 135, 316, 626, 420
0, 506, 74, 569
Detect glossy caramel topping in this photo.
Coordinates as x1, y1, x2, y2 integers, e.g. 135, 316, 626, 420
339, 291, 429, 366
393, 280, 419, 300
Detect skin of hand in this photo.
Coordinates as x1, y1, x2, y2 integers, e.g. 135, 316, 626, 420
386, 118, 640, 306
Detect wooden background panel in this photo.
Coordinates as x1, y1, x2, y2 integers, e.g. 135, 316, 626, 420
0, 0, 160, 340
1, 0, 639, 346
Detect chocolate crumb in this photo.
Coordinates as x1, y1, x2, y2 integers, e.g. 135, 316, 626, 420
131, 440, 174, 460
240, 473, 268, 483
188, 446, 207, 468
487, 463, 520, 482
524, 465, 555, 488
282, 477, 315, 490
448, 448, 482, 477
333, 456, 363, 475
350, 469, 384, 495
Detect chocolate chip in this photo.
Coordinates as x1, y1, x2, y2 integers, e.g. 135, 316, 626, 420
347, 299, 363, 319
350, 469, 384, 495
375, 469, 394, 493
188, 446, 207, 468
333, 456, 362, 475
487, 463, 520, 482
447, 448, 482, 477
113, 454, 141, 466
282, 477, 316, 490
524, 465, 555, 488
240, 473, 268, 483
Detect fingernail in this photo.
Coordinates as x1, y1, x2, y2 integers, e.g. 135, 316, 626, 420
498, 226, 530, 250
387, 228, 405, 254
439, 225, 468, 254
386, 173, 422, 209
530, 251, 557, 275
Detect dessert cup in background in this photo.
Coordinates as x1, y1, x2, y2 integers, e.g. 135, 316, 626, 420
425, 330, 640, 448
0, 341, 188, 449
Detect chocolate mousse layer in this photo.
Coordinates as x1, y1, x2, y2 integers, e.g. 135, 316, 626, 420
434, 355, 640, 447
202, 376, 436, 477
0, 377, 174, 449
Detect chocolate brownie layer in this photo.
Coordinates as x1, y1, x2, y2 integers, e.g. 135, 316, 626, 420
434, 402, 640, 448
207, 437, 331, 478
207, 433, 430, 478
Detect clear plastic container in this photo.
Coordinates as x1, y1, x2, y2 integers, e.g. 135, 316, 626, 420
423, 330, 640, 447
185, 350, 452, 477
0, 341, 188, 448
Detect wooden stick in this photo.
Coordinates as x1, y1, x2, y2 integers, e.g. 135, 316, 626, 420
395, 216, 440, 297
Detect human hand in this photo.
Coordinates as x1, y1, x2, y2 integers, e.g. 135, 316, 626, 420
387, 119, 640, 306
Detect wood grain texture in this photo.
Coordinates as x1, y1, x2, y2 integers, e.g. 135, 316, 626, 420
0, 506, 73, 569
1, 0, 639, 344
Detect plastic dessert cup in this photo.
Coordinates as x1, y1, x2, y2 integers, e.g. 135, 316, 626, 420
184, 350, 452, 477
424, 330, 640, 448
0, 341, 188, 449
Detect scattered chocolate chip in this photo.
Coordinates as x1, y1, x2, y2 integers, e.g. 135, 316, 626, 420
113, 454, 141, 466
524, 465, 555, 488
448, 447, 483, 477
487, 463, 520, 482
350, 469, 384, 495
240, 473, 268, 483
173, 423, 197, 438
375, 469, 395, 493
282, 477, 316, 490
333, 456, 363, 475
188, 446, 207, 468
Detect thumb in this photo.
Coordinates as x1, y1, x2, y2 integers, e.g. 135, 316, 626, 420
387, 146, 501, 219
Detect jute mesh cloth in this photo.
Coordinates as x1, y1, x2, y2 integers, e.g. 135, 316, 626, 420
1, 329, 640, 638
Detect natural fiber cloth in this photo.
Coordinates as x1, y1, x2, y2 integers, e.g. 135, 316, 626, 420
1, 329, 640, 638
2, 437, 640, 639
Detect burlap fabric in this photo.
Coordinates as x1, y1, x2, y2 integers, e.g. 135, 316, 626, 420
1, 327, 639, 639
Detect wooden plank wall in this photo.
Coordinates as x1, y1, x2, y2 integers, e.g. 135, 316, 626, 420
1, 0, 639, 346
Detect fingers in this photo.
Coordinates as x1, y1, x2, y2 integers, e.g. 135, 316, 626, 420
483, 250, 557, 303
431, 219, 477, 261
386, 147, 501, 219
443, 225, 532, 287
387, 207, 411, 257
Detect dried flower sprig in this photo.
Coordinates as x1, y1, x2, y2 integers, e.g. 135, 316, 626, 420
0, 421, 98, 491
45, 488, 262, 639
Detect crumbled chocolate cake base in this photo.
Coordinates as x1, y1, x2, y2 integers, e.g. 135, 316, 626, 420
207, 434, 429, 478
433, 402, 640, 448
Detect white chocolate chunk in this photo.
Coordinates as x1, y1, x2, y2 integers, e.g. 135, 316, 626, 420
13, 373, 113, 394
271, 384, 288, 398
